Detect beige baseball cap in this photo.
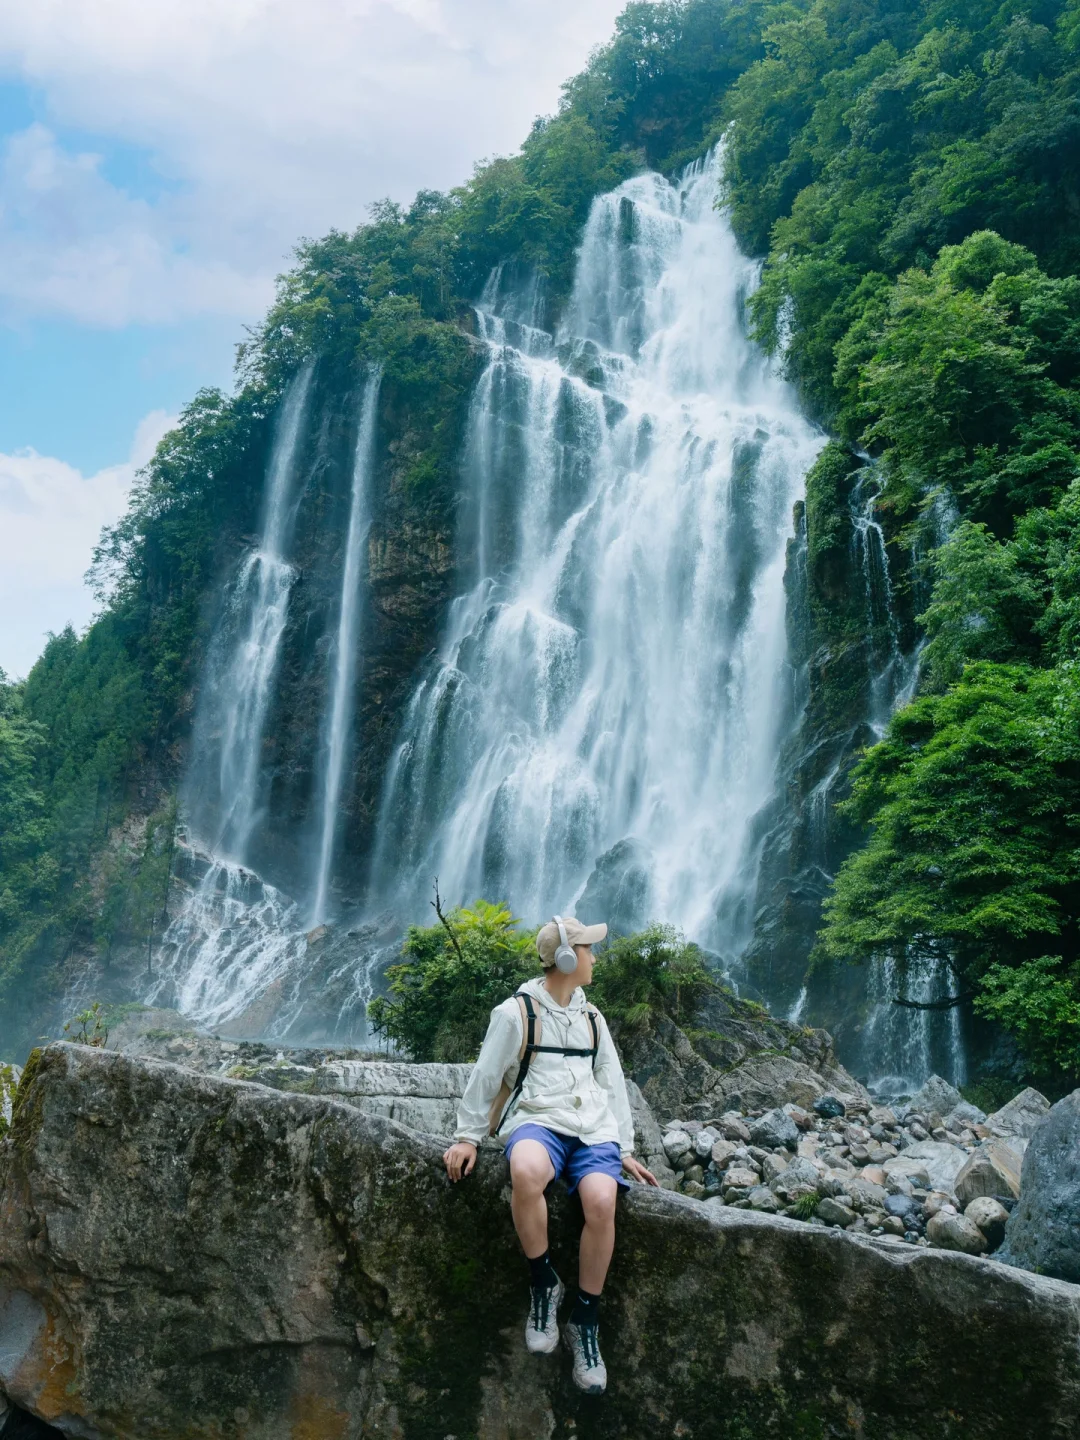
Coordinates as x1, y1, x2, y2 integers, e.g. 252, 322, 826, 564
536, 915, 608, 967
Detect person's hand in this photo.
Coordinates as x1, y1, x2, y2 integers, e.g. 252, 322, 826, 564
622, 1155, 659, 1186
443, 1141, 478, 1181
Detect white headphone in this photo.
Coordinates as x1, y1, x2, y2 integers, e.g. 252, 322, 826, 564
552, 915, 578, 973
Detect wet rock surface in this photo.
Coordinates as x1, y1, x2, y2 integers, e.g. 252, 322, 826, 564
998, 1087, 1080, 1284
2, 1045, 1079, 1439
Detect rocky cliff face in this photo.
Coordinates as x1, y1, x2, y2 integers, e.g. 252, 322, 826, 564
2, 1044, 1078, 1439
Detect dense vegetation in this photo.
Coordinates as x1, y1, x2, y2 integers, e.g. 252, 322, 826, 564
719, 0, 1080, 1090
369, 908, 714, 1062
2, 0, 1079, 1088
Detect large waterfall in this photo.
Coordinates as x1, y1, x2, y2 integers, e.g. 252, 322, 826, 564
152, 149, 960, 1088
370, 152, 823, 959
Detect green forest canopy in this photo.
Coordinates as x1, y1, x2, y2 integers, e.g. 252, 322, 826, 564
2, 0, 1079, 1084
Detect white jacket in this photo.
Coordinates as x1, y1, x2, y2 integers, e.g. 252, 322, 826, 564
454, 976, 635, 1155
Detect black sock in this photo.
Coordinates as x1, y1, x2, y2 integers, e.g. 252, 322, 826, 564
571, 1287, 600, 1325
528, 1250, 558, 1290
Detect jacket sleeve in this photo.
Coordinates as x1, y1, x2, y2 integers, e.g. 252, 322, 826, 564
453, 1002, 522, 1146
593, 1012, 635, 1156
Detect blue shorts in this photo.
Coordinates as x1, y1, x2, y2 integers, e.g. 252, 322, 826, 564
505, 1123, 629, 1194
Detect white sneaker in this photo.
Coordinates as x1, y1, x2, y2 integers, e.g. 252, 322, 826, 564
525, 1277, 563, 1354
564, 1320, 607, 1393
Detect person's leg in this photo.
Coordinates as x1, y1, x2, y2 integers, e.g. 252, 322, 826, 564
508, 1133, 564, 1355
562, 1147, 624, 1392
509, 1138, 556, 1259
576, 1172, 618, 1294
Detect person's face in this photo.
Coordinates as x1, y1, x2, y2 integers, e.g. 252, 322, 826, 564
572, 943, 595, 984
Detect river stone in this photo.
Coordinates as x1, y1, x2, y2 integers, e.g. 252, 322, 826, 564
955, 1140, 1023, 1205
724, 1166, 761, 1191
987, 1087, 1052, 1141
965, 1197, 1009, 1250
998, 1087, 1080, 1284
883, 1141, 967, 1195
910, 1075, 964, 1117
817, 1196, 857, 1228
770, 1156, 821, 1202
748, 1186, 780, 1213
710, 1138, 737, 1168
927, 1211, 988, 1256
761, 1151, 789, 1183
813, 1093, 846, 1119
847, 1177, 888, 1214
663, 1128, 693, 1163
3, 1044, 1080, 1440
884, 1193, 916, 1220
748, 1107, 800, 1150
692, 1129, 716, 1161
946, 1100, 987, 1129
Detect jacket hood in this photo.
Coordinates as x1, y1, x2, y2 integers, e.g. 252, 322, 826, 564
522, 975, 587, 1013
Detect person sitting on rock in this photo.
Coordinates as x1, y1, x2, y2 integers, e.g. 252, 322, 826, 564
443, 914, 658, 1395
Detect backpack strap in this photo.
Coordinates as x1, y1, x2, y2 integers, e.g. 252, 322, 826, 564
492, 991, 539, 1136
586, 1004, 600, 1069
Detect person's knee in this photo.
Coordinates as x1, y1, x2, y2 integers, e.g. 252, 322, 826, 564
580, 1177, 617, 1225
511, 1151, 552, 1196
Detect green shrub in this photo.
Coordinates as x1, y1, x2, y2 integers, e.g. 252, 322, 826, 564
367, 899, 537, 1062
588, 923, 716, 1034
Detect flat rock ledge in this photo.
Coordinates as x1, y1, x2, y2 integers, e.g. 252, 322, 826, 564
2, 1047, 1079, 1440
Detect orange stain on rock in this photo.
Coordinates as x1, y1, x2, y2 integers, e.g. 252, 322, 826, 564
289, 1393, 350, 1440
19, 1311, 82, 1422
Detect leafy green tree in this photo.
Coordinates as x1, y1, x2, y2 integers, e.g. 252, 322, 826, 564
815, 662, 1080, 1084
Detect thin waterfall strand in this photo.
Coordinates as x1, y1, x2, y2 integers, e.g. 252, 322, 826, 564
310, 371, 382, 923
185, 362, 315, 862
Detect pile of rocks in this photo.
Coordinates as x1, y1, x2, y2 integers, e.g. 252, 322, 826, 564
660, 1074, 1048, 1256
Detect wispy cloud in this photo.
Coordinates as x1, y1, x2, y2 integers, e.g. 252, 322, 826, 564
0, 409, 174, 677
0, 0, 625, 327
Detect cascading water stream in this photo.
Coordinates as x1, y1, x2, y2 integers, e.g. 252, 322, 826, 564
149, 363, 321, 1033
184, 362, 315, 862
845, 473, 964, 1090
310, 371, 382, 924
370, 151, 823, 958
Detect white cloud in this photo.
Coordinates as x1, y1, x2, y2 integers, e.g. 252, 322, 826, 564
0, 409, 175, 679
0, 0, 627, 327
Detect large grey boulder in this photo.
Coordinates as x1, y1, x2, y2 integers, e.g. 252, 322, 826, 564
955, 1138, 1024, 1205
909, 1074, 963, 1117
883, 1140, 968, 1195
2, 1045, 1079, 1439
987, 1086, 1052, 1141
999, 1088, 1080, 1284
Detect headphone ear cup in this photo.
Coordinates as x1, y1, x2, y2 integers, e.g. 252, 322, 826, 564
554, 943, 578, 973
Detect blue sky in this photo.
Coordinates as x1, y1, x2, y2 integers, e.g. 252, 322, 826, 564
0, 0, 625, 677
